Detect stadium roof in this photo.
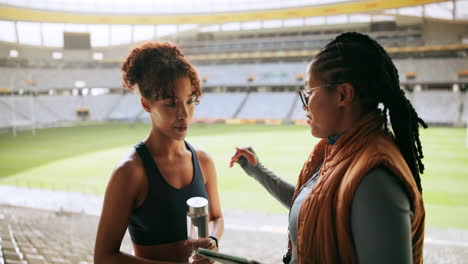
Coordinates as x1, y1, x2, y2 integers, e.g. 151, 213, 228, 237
1, 0, 466, 24
2, 0, 356, 15
0, 0, 466, 47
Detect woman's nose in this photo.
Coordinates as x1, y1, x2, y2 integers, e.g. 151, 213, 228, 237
177, 104, 189, 119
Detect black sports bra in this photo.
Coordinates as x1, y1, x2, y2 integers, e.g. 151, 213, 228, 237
128, 141, 208, 245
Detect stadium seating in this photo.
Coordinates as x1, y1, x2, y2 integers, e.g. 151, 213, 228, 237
195, 93, 247, 119
0, 96, 34, 128
36, 95, 82, 122
290, 96, 308, 121
82, 94, 123, 121
413, 91, 461, 125
1, 202, 467, 264
0, 56, 467, 129
1, 57, 467, 91
0, 205, 134, 264
394, 58, 468, 83
236, 92, 297, 120
196, 63, 307, 87
1, 89, 466, 129
107, 94, 141, 121
0, 67, 121, 92
179, 28, 424, 55
463, 93, 468, 123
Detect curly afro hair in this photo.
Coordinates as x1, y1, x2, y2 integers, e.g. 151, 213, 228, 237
121, 42, 200, 101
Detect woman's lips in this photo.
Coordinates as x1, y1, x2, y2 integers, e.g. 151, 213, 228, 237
174, 126, 188, 132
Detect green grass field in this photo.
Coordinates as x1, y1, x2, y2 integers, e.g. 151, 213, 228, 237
0, 123, 467, 229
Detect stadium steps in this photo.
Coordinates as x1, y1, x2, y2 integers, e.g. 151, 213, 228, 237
0, 221, 26, 264
232, 92, 251, 118
0, 207, 100, 264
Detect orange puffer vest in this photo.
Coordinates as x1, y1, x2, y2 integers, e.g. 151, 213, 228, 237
293, 111, 425, 264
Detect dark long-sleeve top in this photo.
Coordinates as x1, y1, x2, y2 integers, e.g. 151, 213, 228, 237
237, 148, 413, 264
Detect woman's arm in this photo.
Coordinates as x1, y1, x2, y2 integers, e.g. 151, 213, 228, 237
351, 167, 413, 264
230, 147, 295, 209
94, 159, 187, 264
197, 149, 224, 244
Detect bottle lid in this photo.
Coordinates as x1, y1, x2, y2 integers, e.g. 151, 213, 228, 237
187, 197, 208, 217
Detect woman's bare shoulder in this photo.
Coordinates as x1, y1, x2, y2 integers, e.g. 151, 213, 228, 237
194, 148, 214, 165
109, 150, 146, 191
193, 148, 217, 184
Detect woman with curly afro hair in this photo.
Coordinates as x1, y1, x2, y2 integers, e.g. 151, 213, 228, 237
95, 42, 223, 264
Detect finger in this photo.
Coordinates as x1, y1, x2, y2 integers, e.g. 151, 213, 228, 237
236, 147, 254, 157
229, 159, 237, 168
191, 238, 212, 248
230, 146, 258, 167
204, 239, 217, 251
229, 150, 244, 167
229, 155, 238, 168
235, 148, 257, 166
193, 259, 211, 264
193, 254, 213, 264
209, 240, 217, 250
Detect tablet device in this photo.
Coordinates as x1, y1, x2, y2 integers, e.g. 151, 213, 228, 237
196, 248, 262, 264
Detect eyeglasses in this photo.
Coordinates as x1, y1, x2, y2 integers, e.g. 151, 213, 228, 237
298, 83, 339, 109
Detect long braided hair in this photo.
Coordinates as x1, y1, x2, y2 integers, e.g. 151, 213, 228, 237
311, 32, 427, 193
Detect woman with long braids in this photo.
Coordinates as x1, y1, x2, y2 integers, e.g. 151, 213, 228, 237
230, 32, 426, 264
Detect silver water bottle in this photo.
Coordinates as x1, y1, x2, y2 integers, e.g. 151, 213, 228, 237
186, 197, 209, 240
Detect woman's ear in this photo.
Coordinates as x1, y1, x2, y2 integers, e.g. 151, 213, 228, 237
141, 97, 151, 112
337, 82, 355, 107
